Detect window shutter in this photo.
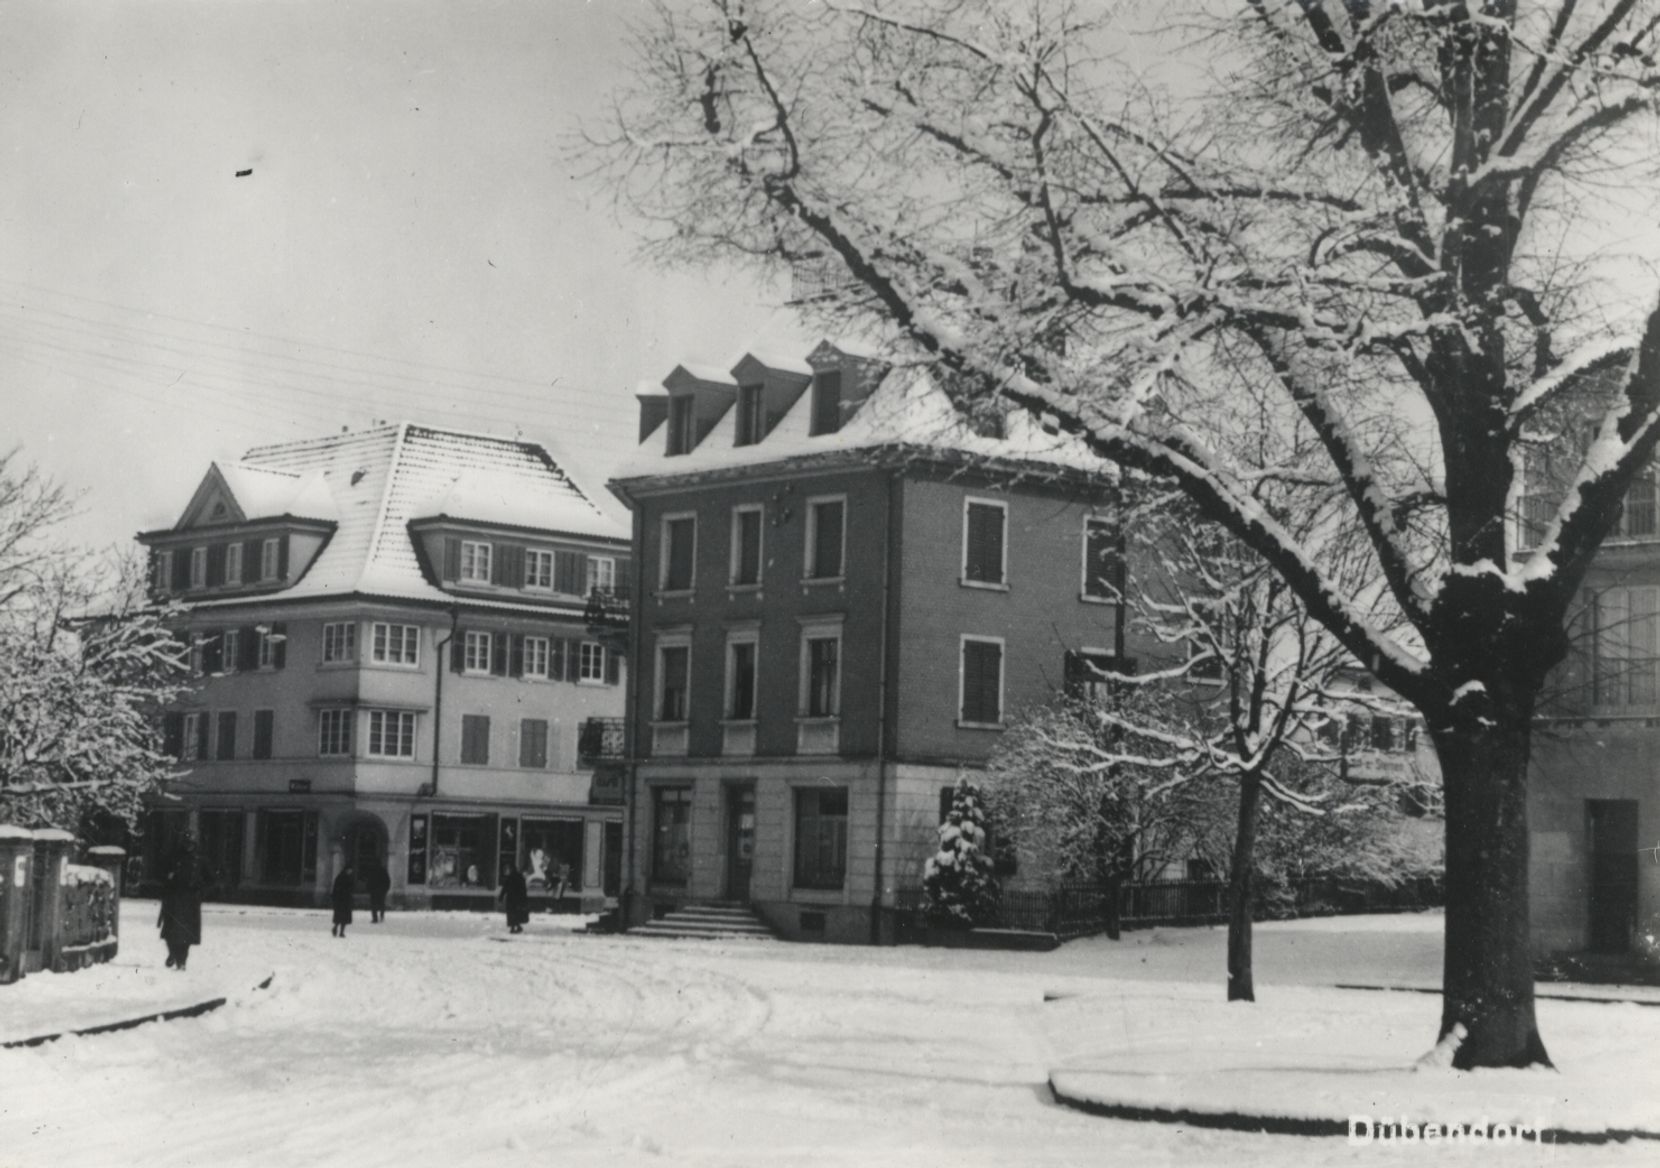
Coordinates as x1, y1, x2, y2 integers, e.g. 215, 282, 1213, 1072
163, 712, 184, 759
509, 634, 525, 678
241, 626, 259, 671
206, 544, 226, 588
605, 646, 621, 685
491, 631, 509, 676
550, 638, 566, 682
271, 622, 287, 669
507, 545, 526, 589
616, 556, 633, 598
554, 550, 584, 595
451, 631, 466, 673
253, 710, 274, 760
204, 632, 224, 675
217, 711, 237, 760
490, 543, 506, 586
195, 712, 211, 760
243, 539, 261, 582
278, 535, 290, 579
443, 537, 461, 581
172, 549, 192, 592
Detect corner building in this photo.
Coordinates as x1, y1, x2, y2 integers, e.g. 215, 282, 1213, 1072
137, 423, 631, 911
610, 342, 1129, 942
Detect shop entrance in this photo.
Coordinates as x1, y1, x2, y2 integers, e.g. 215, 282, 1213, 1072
725, 784, 756, 903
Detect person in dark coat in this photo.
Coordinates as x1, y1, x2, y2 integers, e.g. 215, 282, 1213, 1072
365, 860, 391, 923
498, 864, 529, 934
157, 838, 203, 971
330, 864, 355, 938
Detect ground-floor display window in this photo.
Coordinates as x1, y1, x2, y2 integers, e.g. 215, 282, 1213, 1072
519, 818, 584, 894
258, 809, 318, 886
652, 787, 693, 885
197, 808, 244, 891
428, 814, 497, 889
793, 787, 848, 891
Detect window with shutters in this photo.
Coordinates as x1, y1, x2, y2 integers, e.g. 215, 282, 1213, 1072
525, 548, 555, 590
225, 543, 243, 586
318, 709, 353, 757
735, 384, 765, 446
189, 546, 207, 589
577, 641, 606, 683
253, 710, 274, 759
1081, 516, 1126, 602
154, 550, 174, 595
260, 537, 280, 582
959, 636, 1005, 727
460, 714, 490, 765
553, 550, 586, 595
321, 622, 356, 664
523, 635, 550, 679
804, 496, 845, 581
215, 711, 237, 761
257, 628, 276, 670
519, 719, 549, 768
367, 710, 417, 759
221, 629, 240, 674
962, 498, 1008, 588
730, 506, 763, 588
182, 712, 205, 762
667, 395, 696, 456
792, 787, 848, 890
656, 642, 691, 722
460, 540, 493, 583
370, 622, 419, 667
462, 630, 493, 674
809, 370, 843, 436
587, 555, 616, 594
660, 514, 697, 593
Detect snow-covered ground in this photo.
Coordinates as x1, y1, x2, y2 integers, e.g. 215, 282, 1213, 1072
1, 904, 1656, 1167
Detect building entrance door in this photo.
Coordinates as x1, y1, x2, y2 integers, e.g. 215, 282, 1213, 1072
1588, 799, 1639, 953
346, 824, 384, 895
725, 785, 756, 903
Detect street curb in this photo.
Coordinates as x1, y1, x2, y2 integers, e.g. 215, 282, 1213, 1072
1334, 983, 1660, 1008
1, 972, 275, 1050
1046, 1076, 1660, 1145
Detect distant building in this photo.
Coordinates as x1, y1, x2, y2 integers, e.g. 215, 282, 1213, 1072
608, 341, 1132, 942
136, 423, 631, 911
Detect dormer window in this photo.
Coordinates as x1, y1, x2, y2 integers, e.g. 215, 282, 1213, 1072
810, 370, 843, 437
260, 537, 281, 582
189, 546, 207, 589
225, 543, 243, 586
735, 384, 765, 447
667, 395, 696, 456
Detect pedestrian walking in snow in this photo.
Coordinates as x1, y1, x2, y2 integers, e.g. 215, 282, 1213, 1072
498, 864, 529, 934
331, 864, 355, 938
157, 836, 203, 971
366, 860, 391, 923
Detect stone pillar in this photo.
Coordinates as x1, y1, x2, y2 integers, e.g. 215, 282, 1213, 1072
32, 829, 74, 973
0, 826, 33, 984
86, 845, 126, 948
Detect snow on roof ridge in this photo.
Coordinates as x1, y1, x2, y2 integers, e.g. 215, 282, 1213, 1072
242, 422, 402, 461
353, 421, 412, 591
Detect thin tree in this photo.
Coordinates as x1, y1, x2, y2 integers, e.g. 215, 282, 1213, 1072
586, 0, 1660, 1068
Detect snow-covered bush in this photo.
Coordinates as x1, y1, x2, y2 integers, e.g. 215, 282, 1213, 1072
922, 779, 1000, 928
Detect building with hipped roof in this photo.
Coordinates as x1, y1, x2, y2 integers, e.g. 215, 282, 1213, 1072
609, 340, 1137, 943
136, 422, 631, 912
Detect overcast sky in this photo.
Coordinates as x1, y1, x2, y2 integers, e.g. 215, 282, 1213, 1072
1, 0, 798, 551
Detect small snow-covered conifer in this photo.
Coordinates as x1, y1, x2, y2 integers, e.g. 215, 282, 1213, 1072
922, 779, 999, 928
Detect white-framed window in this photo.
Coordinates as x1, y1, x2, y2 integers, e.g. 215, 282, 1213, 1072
318, 708, 353, 757
260, 537, 280, 582
321, 622, 356, 664
1081, 516, 1124, 602
189, 633, 207, 677
189, 546, 207, 588
460, 540, 493, 584
221, 629, 241, 674
463, 630, 493, 674
525, 548, 555, 591
962, 498, 1008, 588
578, 641, 606, 683
366, 710, 417, 759
726, 631, 759, 720
959, 635, 1005, 727
370, 622, 420, 667
730, 505, 764, 588
798, 620, 843, 718
225, 543, 243, 586
656, 636, 692, 722
667, 395, 695, 456
587, 555, 617, 595
153, 549, 174, 594
523, 635, 551, 679
804, 496, 846, 580
660, 513, 697, 593
257, 627, 276, 670
181, 712, 204, 761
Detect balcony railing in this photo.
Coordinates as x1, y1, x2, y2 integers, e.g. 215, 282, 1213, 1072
578, 717, 626, 766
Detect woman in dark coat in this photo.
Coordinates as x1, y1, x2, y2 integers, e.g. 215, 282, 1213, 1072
365, 861, 391, 923
157, 840, 203, 971
330, 864, 355, 938
498, 865, 529, 934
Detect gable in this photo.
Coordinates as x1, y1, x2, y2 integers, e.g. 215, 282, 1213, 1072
176, 465, 249, 530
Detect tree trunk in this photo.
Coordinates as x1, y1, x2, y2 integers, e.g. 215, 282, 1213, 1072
1226, 770, 1261, 1002
1432, 717, 1552, 1069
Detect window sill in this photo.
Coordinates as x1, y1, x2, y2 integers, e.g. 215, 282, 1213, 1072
799, 577, 844, 590
317, 660, 356, 671
726, 584, 763, 597
959, 578, 1009, 592
789, 885, 847, 904
1077, 592, 1119, 605
656, 589, 696, 602
956, 719, 1005, 731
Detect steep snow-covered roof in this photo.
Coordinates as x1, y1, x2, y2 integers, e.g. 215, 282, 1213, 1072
190, 423, 626, 610
615, 358, 1113, 485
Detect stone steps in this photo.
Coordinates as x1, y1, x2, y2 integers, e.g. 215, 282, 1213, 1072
627, 902, 777, 941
